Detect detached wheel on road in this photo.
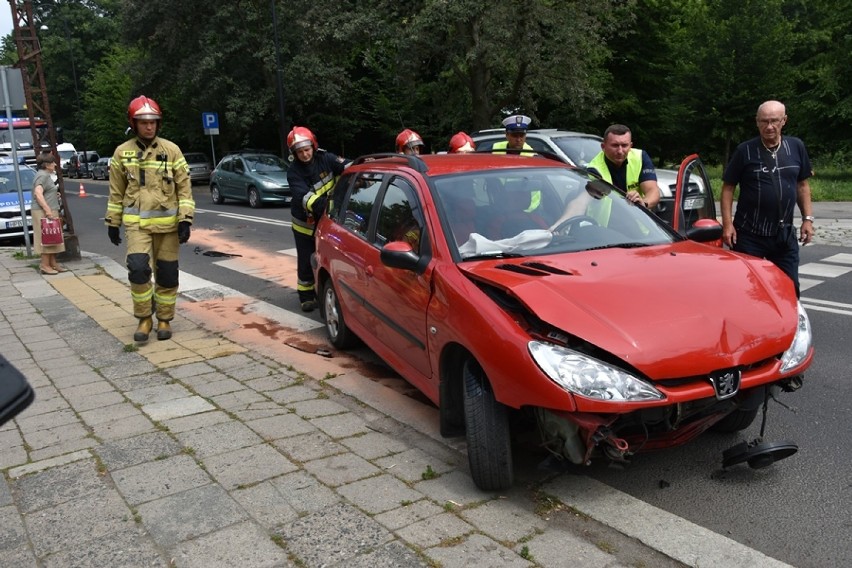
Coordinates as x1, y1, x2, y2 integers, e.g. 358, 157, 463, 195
248, 186, 262, 208
322, 279, 355, 349
463, 358, 513, 491
211, 184, 225, 205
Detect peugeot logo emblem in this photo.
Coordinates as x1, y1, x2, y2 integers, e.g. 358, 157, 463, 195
709, 369, 741, 400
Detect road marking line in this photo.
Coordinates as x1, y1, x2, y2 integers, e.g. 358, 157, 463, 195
798, 262, 852, 277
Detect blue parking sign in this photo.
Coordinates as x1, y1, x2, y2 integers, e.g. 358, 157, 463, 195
202, 112, 219, 129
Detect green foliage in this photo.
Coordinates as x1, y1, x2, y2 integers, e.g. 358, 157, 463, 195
0, 0, 848, 171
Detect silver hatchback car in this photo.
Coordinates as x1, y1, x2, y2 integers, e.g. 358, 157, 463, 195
184, 152, 212, 185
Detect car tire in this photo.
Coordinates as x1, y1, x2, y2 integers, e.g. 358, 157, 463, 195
462, 358, 513, 491
322, 279, 356, 349
248, 187, 262, 208
211, 185, 225, 205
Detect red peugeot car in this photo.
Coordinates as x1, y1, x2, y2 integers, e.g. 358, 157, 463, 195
312, 151, 814, 491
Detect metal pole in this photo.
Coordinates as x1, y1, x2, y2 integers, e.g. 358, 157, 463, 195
1, 66, 32, 256
271, 0, 287, 156
209, 134, 216, 166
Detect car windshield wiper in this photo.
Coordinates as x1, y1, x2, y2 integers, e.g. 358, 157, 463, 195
581, 242, 650, 251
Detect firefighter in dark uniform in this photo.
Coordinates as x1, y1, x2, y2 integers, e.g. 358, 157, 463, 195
105, 96, 194, 341
286, 126, 349, 312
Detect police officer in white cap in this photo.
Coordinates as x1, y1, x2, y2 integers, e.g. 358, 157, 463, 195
493, 114, 534, 154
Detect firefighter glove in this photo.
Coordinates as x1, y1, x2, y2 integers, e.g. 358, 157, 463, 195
178, 221, 191, 244
108, 226, 122, 246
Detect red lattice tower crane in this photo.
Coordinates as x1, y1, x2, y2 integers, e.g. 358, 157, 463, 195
7, 0, 80, 259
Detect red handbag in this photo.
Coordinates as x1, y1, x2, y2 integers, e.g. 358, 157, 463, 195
40, 217, 64, 245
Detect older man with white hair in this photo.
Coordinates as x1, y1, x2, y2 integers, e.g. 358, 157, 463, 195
720, 100, 815, 297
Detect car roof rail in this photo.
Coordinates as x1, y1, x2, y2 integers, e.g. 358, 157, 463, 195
351, 153, 429, 173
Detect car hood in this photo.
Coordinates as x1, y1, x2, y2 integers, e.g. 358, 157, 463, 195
458, 241, 797, 378
0, 191, 32, 212
253, 171, 288, 185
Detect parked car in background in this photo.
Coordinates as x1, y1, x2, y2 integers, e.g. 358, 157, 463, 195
90, 157, 112, 180
0, 157, 37, 242
66, 151, 100, 179
184, 152, 212, 185
209, 150, 291, 208
472, 129, 681, 224
57, 142, 76, 174
313, 151, 812, 491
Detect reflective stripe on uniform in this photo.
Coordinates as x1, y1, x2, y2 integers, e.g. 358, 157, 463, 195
154, 291, 177, 306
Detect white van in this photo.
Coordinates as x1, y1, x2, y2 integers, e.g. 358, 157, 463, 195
57, 142, 76, 173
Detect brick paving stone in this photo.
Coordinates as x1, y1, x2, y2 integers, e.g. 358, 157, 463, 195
165, 361, 217, 379
136, 484, 247, 547
0, 505, 28, 549
67, 390, 127, 413
161, 410, 232, 433
174, 420, 263, 459
24, 422, 90, 451
289, 398, 349, 419
331, 541, 429, 568
112, 454, 211, 505
271, 431, 346, 463
395, 511, 476, 549
211, 389, 268, 411
15, 408, 78, 433
208, 353, 256, 371
339, 431, 410, 461
415, 470, 495, 507
302, 453, 381, 487
29, 437, 100, 462
310, 412, 372, 439
374, 447, 456, 483
202, 443, 297, 490
518, 528, 628, 568
337, 474, 423, 514
142, 396, 216, 422
125, 383, 195, 406
189, 377, 245, 398
243, 374, 300, 393
95, 431, 183, 470
268, 471, 341, 515
24, 489, 135, 557
90, 414, 155, 441
230, 481, 300, 529
275, 502, 393, 568
40, 527, 167, 568
170, 521, 291, 568
459, 498, 547, 543
266, 384, 320, 405
373, 499, 445, 531
78, 402, 144, 427
108, 372, 174, 392
245, 412, 317, 441
229, 401, 290, 422
425, 533, 533, 568
177, 371, 229, 390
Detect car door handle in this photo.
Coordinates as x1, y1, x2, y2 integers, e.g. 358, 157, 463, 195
365, 265, 374, 277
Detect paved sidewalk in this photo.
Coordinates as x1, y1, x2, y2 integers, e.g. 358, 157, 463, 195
0, 238, 814, 567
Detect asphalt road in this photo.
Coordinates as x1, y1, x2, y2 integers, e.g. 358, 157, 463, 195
56, 179, 852, 567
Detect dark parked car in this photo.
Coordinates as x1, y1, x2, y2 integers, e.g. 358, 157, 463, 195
313, 152, 813, 490
209, 151, 291, 208
90, 157, 112, 180
66, 151, 100, 179
184, 152, 212, 185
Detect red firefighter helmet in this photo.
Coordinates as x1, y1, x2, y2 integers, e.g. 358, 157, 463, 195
396, 129, 424, 153
449, 131, 475, 153
287, 126, 318, 152
127, 96, 163, 125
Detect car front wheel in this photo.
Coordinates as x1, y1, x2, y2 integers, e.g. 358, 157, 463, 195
248, 186, 262, 208
463, 358, 513, 491
322, 279, 355, 349
211, 184, 225, 205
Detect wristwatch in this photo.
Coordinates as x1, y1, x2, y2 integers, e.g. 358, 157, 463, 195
803, 215, 815, 223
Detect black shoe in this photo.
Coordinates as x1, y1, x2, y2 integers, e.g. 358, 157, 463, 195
134, 317, 153, 342
156, 320, 172, 341
300, 300, 317, 313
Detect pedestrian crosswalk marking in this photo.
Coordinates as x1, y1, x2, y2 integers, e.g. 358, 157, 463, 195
798, 263, 852, 278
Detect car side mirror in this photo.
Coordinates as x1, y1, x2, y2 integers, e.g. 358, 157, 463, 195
686, 218, 723, 243
380, 241, 422, 271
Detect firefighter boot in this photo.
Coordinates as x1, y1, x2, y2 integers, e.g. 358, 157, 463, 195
156, 320, 172, 341
134, 317, 153, 342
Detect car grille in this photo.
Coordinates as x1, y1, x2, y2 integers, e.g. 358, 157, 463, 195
653, 354, 781, 387
0, 210, 29, 219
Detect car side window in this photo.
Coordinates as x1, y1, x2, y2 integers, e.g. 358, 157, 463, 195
375, 177, 423, 253
220, 157, 232, 173
234, 159, 245, 174
342, 172, 383, 239
524, 137, 550, 154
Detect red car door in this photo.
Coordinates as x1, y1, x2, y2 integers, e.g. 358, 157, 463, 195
361, 175, 434, 384
671, 154, 722, 245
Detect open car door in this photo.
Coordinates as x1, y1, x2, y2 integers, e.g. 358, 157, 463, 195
671, 154, 722, 246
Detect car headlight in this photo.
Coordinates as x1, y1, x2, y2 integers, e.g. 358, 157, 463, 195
780, 301, 813, 372
260, 179, 281, 189
529, 341, 664, 401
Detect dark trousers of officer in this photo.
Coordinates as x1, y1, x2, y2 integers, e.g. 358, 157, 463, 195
734, 225, 800, 298
292, 228, 316, 303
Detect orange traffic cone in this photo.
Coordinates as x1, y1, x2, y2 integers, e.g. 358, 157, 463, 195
78, 183, 87, 198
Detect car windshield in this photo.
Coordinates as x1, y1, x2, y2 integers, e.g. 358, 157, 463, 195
551, 136, 602, 167
432, 167, 677, 260
0, 166, 36, 191
246, 155, 287, 173
184, 153, 207, 163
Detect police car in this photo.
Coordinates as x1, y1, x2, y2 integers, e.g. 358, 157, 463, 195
0, 157, 37, 242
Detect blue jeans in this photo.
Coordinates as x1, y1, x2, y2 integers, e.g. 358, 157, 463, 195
734, 225, 800, 298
